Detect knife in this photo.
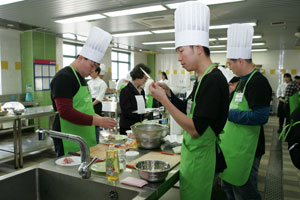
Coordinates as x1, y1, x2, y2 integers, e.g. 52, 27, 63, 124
68, 152, 105, 162
140, 67, 152, 81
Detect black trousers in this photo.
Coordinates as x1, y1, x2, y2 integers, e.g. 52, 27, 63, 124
277, 101, 285, 129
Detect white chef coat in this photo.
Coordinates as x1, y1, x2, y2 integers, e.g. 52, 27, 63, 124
276, 82, 288, 98
88, 77, 107, 102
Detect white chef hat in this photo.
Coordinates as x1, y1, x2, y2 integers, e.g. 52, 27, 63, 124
175, 1, 210, 49
79, 26, 112, 64
99, 63, 106, 75
227, 24, 254, 59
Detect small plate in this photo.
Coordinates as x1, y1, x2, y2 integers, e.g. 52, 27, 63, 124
104, 135, 128, 143
91, 162, 106, 173
55, 156, 81, 166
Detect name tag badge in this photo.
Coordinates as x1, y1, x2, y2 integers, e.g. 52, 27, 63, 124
235, 93, 243, 103
186, 99, 193, 114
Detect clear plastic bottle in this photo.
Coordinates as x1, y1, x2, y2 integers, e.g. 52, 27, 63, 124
106, 143, 120, 181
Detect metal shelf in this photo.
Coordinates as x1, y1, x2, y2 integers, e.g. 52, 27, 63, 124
0, 124, 38, 135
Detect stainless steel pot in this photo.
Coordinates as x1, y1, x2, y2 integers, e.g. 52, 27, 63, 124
130, 123, 168, 149
135, 160, 171, 182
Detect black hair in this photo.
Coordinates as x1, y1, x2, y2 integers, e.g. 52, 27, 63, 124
130, 63, 151, 80
189, 46, 210, 57
295, 75, 300, 80
284, 73, 292, 79
229, 58, 252, 64
95, 66, 101, 75
162, 72, 168, 80
229, 76, 240, 84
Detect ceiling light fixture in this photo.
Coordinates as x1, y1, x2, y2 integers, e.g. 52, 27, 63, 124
210, 22, 256, 30
143, 41, 175, 45
210, 45, 226, 48
55, 14, 106, 24
0, 0, 23, 6
152, 29, 174, 34
252, 42, 265, 46
104, 5, 166, 17
166, 0, 244, 9
63, 33, 76, 40
211, 48, 268, 53
112, 31, 152, 37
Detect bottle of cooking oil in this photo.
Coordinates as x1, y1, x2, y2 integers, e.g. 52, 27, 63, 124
106, 143, 120, 181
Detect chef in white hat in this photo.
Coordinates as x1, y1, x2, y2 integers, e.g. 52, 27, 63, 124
219, 24, 272, 200
50, 26, 116, 156
149, 1, 229, 199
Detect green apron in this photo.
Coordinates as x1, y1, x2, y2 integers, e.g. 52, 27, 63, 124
117, 84, 126, 97
180, 64, 217, 200
279, 120, 300, 142
146, 94, 153, 108
60, 65, 96, 155
289, 91, 299, 115
219, 70, 261, 186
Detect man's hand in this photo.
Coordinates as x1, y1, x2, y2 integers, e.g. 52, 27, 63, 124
93, 115, 116, 129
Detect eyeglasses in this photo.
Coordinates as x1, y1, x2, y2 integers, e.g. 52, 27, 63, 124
84, 57, 100, 68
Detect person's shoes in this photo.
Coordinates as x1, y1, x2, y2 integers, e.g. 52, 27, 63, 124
277, 128, 282, 133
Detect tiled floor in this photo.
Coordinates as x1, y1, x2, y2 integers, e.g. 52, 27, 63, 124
0, 116, 299, 200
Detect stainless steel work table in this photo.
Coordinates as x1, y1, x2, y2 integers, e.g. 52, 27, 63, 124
17, 105, 55, 168
0, 115, 18, 168
0, 106, 55, 169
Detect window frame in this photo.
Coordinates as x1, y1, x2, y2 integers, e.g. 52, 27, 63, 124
63, 41, 83, 67
111, 50, 131, 81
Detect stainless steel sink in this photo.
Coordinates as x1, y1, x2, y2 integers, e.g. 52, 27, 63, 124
0, 167, 139, 200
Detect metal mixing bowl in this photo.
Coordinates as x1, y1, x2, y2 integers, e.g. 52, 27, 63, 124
130, 123, 168, 149
135, 160, 171, 182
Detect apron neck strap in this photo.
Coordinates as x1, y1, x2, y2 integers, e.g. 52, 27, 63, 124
237, 69, 258, 94
193, 64, 216, 102
70, 64, 82, 87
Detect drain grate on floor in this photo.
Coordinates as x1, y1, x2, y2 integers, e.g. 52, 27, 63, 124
264, 128, 283, 200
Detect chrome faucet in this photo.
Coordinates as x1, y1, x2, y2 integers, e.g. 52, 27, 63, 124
36, 129, 98, 179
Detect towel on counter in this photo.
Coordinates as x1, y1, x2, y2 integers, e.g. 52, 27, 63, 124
120, 177, 148, 188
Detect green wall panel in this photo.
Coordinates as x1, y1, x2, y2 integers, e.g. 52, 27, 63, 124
147, 54, 156, 80
21, 31, 56, 129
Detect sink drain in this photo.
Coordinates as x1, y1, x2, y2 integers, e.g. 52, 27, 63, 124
107, 189, 119, 200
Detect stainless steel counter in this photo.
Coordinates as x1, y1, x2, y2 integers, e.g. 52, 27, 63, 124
0, 147, 180, 200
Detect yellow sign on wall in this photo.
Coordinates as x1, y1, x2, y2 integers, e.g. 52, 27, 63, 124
158, 69, 162, 74
181, 70, 185, 74
173, 70, 177, 74
1, 61, 8, 70
15, 62, 21, 70
166, 70, 170, 74
270, 69, 275, 75
56, 64, 59, 71
108, 67, 111, 73
291, 69, 297, 75
280, 69, 286, 74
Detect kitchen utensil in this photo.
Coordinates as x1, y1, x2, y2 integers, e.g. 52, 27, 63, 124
130, 123, 168, 149
135, 160, 171, 182
91, 162, 106, 173
140, 67, 152, 80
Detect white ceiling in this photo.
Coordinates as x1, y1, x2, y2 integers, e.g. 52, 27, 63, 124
0, 0, 300, 53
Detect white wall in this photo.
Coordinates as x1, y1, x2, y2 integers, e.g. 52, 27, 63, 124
132, 52, 147, 68
0, 28, 22, 95
156, 50, 300, 93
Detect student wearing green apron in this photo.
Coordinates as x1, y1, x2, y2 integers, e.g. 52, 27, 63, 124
219, 24, 272, 200
283, 74, 300, 123
279, 107, 300, 170
149, 2, 229, 199
50, 26, 116, 156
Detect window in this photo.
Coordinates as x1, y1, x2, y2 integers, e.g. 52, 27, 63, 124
111, 50, 131, 80
63, 42, 83, 67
